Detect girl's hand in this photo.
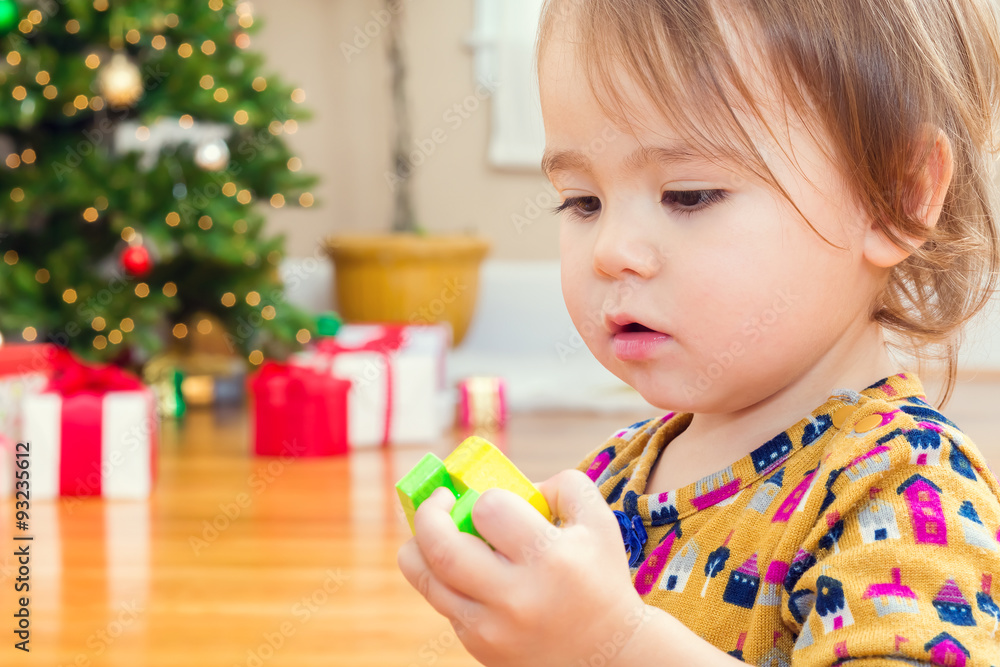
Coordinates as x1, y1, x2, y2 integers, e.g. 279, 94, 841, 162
397, 469, 651, 667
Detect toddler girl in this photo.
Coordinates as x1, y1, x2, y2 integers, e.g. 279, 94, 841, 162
398, 0, 1000, 664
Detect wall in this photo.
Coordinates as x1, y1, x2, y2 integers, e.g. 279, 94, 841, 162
251, 0, 560, 261
255, 0, 1000, 374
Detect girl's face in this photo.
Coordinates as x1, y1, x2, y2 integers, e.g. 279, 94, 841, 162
540, 35, 889, 413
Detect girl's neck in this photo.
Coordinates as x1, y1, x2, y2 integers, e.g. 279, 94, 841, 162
645, 322, 899, 496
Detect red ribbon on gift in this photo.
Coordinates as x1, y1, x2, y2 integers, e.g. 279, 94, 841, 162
314, 326, 406, 447
46, 349, 144, 394
44, 350, 152, 496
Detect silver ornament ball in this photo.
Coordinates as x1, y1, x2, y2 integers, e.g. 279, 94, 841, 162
194, 138, 230, 171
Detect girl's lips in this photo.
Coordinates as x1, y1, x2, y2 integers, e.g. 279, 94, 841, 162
613, 330, 671, 360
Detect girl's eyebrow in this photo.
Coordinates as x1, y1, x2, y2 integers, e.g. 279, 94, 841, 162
542, 144, 741, 176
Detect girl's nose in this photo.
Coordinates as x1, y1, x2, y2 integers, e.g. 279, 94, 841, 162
591, 210, 662, 280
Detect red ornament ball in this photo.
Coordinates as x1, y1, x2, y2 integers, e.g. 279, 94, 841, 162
121, 245, 153, 277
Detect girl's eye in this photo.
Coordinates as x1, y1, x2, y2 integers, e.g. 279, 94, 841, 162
662, 189, 728, 215
553, 196, 602, 219
552, 191, 727, 220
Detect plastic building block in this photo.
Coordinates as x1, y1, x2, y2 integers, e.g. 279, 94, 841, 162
396, 453, 458, 533
395, 436, 553, 541
450, 488, 482, 539
444, 437, 553, 522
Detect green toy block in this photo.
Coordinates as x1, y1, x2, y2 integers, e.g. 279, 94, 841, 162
395, 453, 457, 533
450, 488, 482, 540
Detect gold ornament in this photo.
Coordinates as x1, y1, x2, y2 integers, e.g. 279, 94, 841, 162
98, 53, 144, 108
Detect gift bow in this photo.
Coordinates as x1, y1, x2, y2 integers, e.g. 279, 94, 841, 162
313, 326, 405, 356
314, 327, 405, 447
253, 360, 328, 386
46, 349, 143, 395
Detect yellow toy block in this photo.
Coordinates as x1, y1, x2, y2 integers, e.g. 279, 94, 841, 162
443, 436, 553, 523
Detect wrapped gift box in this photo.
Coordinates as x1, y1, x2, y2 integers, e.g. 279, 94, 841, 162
458, 376, 508, 429
0, 344, 56, 496
293, 324, 451, 448
21, 354, 157, 500
249, 362, 351, 457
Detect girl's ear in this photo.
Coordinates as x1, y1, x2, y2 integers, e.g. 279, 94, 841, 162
863, 126, 954, 268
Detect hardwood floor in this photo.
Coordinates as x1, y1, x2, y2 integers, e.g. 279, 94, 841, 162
1, 375, 998, 666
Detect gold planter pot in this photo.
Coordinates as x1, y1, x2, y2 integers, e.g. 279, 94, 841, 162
323, 234, 490, 345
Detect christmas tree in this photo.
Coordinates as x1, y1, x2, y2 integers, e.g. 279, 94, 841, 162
0, 0, 318, 367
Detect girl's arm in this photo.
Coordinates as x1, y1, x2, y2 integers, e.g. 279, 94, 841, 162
614, 605, 748, 666
397, 470, 745, 667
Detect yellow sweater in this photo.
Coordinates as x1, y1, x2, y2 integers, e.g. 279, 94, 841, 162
577, 373, 1000, 666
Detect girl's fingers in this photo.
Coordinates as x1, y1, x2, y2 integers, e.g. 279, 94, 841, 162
397, 536, 482, 626
537, 468, 613, 530
471, 488, 559, 564
411, 487, 507, 602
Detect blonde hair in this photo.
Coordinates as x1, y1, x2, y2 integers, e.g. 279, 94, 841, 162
538, 0, 1000, 408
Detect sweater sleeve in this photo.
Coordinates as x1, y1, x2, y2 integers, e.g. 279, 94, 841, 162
783, 412, 1000, 666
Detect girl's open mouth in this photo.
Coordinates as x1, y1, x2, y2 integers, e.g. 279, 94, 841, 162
613, 322, 671, 361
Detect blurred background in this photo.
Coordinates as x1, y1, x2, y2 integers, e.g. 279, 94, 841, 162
0, 1, 999, 665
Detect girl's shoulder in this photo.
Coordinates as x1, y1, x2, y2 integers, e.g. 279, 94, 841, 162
812, 390, 1000, 516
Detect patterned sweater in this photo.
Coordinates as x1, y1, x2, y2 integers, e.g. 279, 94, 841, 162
577, 373, 1000, 666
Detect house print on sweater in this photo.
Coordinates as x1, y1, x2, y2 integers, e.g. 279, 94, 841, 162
577, 373, 1000, 665
862, 568, 918, 616
857, 488, 901, 543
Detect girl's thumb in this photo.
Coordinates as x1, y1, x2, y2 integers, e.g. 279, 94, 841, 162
537, 469, 611, 528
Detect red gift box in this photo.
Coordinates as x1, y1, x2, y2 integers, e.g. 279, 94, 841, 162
249, 362, 351, 457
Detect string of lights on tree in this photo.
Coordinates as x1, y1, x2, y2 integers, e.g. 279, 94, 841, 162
0, 0, 319, 366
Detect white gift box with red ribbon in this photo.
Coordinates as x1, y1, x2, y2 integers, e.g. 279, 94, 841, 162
293, 324, 451, 447
21, 355, 158, 500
